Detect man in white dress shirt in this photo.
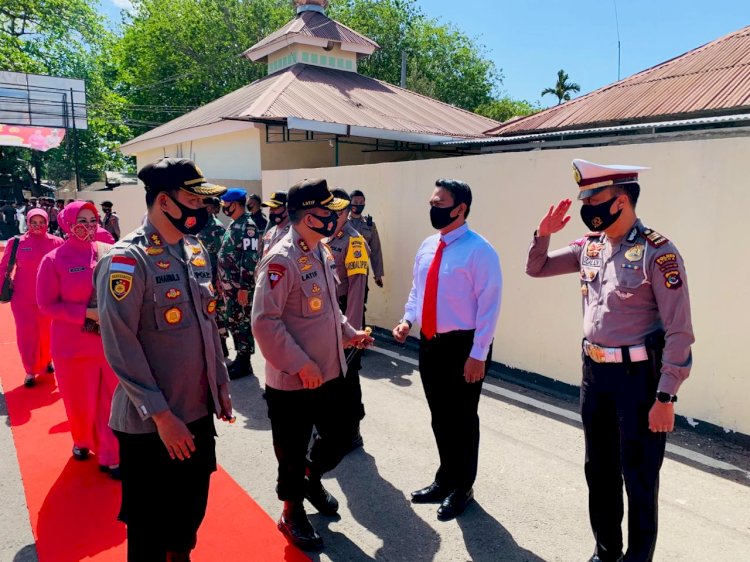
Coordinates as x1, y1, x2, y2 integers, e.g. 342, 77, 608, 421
393, 179, 502, 521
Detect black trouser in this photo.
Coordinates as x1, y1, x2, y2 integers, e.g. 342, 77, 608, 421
115, 416, 217, 562
338, 294, 365, 421
581, 357, 667, 562
266, 377, 355, 502
419, 330, 489, 491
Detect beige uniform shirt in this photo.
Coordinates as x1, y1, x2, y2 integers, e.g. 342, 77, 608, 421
349, 215, 384, 278
252, 227, 357, 391
258, 220, 291, 260
526, 219, 694, 395
327, 222, 369, 330
95, 220, 229, 434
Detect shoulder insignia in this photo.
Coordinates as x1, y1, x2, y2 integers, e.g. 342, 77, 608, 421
150, 234, 162, 246
642, 227, 669, 248
268, 263, 286, 289
297, 238, 310, 253
145, 246, 164, 256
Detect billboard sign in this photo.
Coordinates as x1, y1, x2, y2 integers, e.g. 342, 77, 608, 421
0, 71, 87, 130
0, 124, 66, 151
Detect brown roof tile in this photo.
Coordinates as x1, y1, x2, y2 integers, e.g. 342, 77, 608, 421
121, 64, 499, 149
243, 11, 379, 61
488, 25, 750, 136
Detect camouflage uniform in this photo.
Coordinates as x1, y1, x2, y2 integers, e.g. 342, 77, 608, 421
217, 212, 259, 355
197, 215, 227, 332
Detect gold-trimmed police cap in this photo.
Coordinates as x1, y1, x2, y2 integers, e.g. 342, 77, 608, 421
137, 158, 227, 197
287, 179, 348, 212
261, 190, 288, 209
573, 158, 649, 200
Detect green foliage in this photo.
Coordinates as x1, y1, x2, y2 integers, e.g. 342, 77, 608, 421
474, 97, 539, 124
0, 0, 134, 191
116, 0, 293, 130
329, 0, 499, 110
541, 69, 580, 105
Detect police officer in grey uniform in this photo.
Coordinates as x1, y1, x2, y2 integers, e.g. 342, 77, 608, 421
258, 190, 290, 259
349, 189, 384, 288
252, 178, 373, 552
95, 158, 233, 562
526, 159, 694, 562
327, 188, 369, 449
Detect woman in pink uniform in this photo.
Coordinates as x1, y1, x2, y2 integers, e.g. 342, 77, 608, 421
36, 201, 120, 477
0, 209, 63, 387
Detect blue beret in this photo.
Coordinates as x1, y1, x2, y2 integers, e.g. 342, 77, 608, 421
220, 188, 248, 203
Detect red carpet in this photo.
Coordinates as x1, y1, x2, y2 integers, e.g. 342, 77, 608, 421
0, 304, 308, 562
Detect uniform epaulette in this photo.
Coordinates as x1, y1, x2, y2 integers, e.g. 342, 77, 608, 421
641, 227, 669, 248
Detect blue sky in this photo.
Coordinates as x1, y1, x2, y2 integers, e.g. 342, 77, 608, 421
100, 0, 749, 108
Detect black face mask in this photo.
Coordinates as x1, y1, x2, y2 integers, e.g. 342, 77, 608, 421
222, 204, 235, 218
307, 210, 337, 237
580, 197, 622, 232
430, 204, 459, 230
351, 204, 365, 215
163, 194, 209, 235
271, 211, 287, 225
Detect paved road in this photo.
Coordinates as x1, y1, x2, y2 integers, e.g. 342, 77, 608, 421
2, 338, 749, 561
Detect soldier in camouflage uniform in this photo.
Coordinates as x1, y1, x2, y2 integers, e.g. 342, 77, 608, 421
217, 188, 259, 379
197, 198, 228, 356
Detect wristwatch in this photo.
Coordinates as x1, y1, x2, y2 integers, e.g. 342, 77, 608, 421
399, 319, 412, 329
656, 391, 678, 404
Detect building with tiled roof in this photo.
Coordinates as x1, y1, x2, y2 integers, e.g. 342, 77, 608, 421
120, 0, 500, 189
448, 25, 750, 151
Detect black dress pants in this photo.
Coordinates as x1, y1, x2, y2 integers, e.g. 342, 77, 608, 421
266, 376, 355, 501
418, 330, 488, 491
338, 295, 365, 421
115, 415, 217, 562
581, 357, 667, 562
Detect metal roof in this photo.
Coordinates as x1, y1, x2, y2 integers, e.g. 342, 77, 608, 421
120, 64, 500, 150
443, 113, 750, 146
488, 25, 750, 136
243, 10, 379, 61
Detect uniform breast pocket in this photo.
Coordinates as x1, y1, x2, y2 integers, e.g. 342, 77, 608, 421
154, 284, 193, 330
301, 282, 326, 317
199, 282, 219, 318
611, 266, 647, 305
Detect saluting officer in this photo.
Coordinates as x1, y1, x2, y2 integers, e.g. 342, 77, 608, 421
94, 158, 233, 562
197, 197, 228, 357
526, 159, 694, 562
258, 190, 290, 259
348, 189, 384, 288
252, 178, 373, 552
217, 188, 259, 379
327, 188, 369, 450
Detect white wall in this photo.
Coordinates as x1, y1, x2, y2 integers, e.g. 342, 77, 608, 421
134, 128, 262, 183
262, 135, 750, 435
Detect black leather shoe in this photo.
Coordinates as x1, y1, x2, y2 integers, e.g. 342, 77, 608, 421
346, 430, 364, 453
23, 374, 35, 388
437, 488, 474, 521
411, 482, 450, 504
46, 362, 55, 373
72, 446, 89, 461
228, 353, 251, 380
304, 477, 339, 515
588, 555, 623, 562
278, 503, 323, 551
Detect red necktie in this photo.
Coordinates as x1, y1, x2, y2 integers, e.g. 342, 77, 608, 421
421, 239, 446, 340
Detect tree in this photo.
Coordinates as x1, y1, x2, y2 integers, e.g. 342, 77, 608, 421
474, 97, 539, 123
541, 69, 580, 105
0, 0, 133, 191
115, 0, 293, 131
115, 0, 501, 128
329, 0, 500, 111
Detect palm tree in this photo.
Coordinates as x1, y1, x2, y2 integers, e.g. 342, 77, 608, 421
541, 69, 581, 105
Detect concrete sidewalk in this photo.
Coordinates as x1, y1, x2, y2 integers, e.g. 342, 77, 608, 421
2, 339, 749, 561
